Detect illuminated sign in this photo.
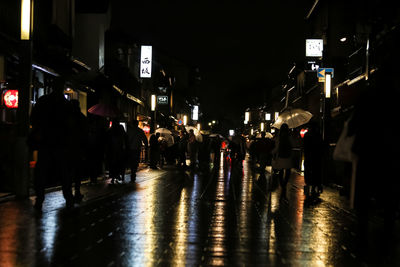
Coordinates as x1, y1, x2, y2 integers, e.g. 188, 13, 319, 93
3, 90, 18, 108
192, 105, 199, 120
157, 95, 168, 105
306, 39, 323, 57
177, 119, 183, 126
140, 45, 152, 78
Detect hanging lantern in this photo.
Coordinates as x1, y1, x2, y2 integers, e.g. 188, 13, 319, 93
3, 90, 19, 108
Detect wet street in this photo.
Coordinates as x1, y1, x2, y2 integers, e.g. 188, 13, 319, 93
0, 156, 399, 266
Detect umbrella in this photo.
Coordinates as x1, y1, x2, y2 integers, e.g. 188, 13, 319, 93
155, 128, 172, 135
88, 103, 122, 118
272, 108, 313, 129
154, 132, 175, 147
209, 133, 224, 139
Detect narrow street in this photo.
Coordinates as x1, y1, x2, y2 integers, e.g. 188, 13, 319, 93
0, 156, 399, 266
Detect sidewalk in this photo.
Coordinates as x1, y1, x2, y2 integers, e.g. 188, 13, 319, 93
0, 163, 149, 205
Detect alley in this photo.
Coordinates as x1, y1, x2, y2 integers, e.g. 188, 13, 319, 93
0, 156, 399, 266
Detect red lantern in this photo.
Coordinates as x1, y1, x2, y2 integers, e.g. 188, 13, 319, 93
3, 90, 18, 108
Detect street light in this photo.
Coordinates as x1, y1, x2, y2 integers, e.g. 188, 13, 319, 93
21, 0, 33, 40
151, 94, 156, 111
325, 73, 331, 98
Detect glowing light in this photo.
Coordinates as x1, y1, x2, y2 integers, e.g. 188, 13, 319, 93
21, 0, 32, 40
3, 90, 18, 108
151, 94, 156, 111
143, 125, 150, 134
325, 73, 331, 98
300, 128, 308, 138
183, 115, 187, 126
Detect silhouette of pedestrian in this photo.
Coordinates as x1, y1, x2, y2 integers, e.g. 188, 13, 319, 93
126, 119, 148, 182
272, 123, 295, 200
255, 131, 275, 174
29, 77, 75, 210
69, 99, 88, 202
303, 121, 324, 198
106, 119, 127, 184
188, 129, 198, 169
177, 130, 187, 168
149, 132, 160, 169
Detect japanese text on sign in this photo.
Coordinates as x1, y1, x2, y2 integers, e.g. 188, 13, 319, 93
140, 45, 152, 78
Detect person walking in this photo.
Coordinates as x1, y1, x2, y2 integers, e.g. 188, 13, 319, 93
187, 129, 198, 169
126, 119, 148, 182
303, 122, 324, 198
29, 77, 75, 211
149, 132, 161, 169
177, 130, 188, 168
255, 131, 275, 174
69, 99, 88, 202
105, 119, 127, 184
271, 123, 295, 200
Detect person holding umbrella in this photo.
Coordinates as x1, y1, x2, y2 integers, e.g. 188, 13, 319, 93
272, 123, 296, 200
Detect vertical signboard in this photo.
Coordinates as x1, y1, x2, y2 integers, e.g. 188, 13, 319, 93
140, 45, 152, 78
192, 105, 199, 120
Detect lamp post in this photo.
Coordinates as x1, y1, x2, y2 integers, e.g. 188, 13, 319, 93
150, 94, 156, 133
15, 0, 34, 198
322, 73, 332, 141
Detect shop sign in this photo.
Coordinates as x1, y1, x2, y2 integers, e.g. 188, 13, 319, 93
3, 90, 18, 108
306, 39, 323, 57
140, 45, 152, 78
157, 95, 168, 105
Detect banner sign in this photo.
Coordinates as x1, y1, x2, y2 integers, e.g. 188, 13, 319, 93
140, 45, 152, 78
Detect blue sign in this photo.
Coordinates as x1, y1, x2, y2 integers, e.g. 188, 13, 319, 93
317, 68, 334, 78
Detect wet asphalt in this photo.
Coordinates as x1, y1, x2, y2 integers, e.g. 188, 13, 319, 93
0, 155, 399, 266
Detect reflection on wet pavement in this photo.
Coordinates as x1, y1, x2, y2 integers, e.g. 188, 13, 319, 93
0, 155, 399, 266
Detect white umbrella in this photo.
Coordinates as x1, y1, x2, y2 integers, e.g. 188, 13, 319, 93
155, 128, 172, 135
153, 132, 175, 147
272, 108, 313, 129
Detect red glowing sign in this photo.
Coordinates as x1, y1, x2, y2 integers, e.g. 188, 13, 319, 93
143, 125, 150, 134
300, 128, 308, 138
3, 90, 18, 108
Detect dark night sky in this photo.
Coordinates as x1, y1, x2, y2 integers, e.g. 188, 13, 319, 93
110, 1, 308, 125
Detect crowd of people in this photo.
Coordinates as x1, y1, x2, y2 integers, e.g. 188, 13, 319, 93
28, 78, 326, 211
